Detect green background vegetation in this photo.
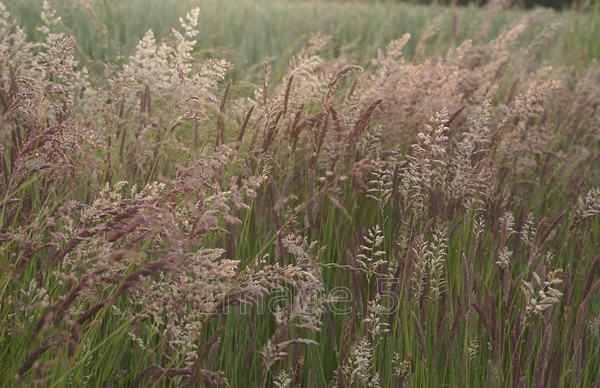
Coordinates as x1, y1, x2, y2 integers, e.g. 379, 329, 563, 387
5, 0, 600, 80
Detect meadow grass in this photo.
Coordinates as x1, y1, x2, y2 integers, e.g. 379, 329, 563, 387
1, 0, 600, 387
6, 0, 600, 79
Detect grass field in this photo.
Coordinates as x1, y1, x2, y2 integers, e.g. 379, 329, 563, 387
1, 0, 600, 387
6, 0, 600, 78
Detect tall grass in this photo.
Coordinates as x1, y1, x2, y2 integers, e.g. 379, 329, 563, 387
6, 0, 600, 79
1, 0, 600, 387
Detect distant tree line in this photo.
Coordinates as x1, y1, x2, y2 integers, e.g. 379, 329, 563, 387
514, 0, 576, 8
505, 0, 578, 9
404, 0, 584, 10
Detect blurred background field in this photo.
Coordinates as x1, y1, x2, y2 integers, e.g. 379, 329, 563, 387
6, 0, 600, 80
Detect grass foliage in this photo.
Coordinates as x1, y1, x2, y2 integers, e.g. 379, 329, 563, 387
1, 0, 600, 387
6, 0, 600, 78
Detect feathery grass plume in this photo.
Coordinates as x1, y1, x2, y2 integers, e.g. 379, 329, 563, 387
521, 269, 563, 318
571, 188, 600, 231
391, 353, 412, 387
37, 1, 65, 48
366, 158, 394, 215
274, 369, 292, 388
356, 224, 387, 278
364, 295, 390, 345
324, 65, 362, 106
397, 109, 449, 219
497, 70, 561, 173
258, 289, 322, 386
365, 40, 462, 148
339, 337, 381, 388
420, 225, 449, 304
446, 101, 496, 214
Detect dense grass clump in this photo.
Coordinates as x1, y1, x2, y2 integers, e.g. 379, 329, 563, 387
1, 1, 600, 387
